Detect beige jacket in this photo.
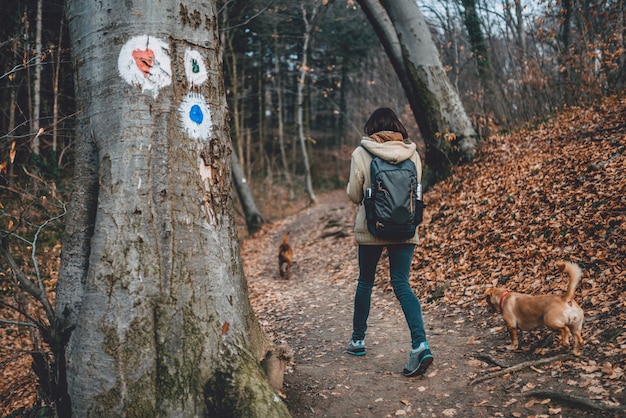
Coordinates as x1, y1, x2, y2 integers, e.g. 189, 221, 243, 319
346, 133, 423, 245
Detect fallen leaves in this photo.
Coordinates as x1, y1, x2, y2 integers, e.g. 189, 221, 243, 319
413, 95, 626, 406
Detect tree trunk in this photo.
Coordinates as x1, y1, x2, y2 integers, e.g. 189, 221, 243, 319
52, 16, 64, 156
8, 37, 18, 188
560, 0, 574, 105
232, 151, 265, 235
357, 0, 479, 186
59, 1, 290, 416
274, 32, 293, 196
514, 0, 526, 58
296, 4, 318, 205
460, 0, 507, 127
31, 0, 43, 156
461, 0, 490, 80
617, 3, 625, 89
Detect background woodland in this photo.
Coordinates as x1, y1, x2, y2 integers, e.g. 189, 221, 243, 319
1, 0, 624, 206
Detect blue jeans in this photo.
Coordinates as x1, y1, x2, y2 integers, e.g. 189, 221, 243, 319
351, 244, 426, 350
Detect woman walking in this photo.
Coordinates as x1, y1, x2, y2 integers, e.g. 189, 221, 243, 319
345, 107, 433, 377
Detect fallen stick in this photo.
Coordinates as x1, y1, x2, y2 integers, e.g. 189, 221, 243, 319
470, 353, 570, 385
474, 353, 508, 368
520, 390, 625, 412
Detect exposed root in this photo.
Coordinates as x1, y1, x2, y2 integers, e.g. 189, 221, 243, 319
520, 390, 625, 412
470, 354, 570, 385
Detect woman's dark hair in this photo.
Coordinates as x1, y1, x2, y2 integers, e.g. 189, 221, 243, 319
363, 107, 408, 139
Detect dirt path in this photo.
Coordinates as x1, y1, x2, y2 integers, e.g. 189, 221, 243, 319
242, 191, 620, 418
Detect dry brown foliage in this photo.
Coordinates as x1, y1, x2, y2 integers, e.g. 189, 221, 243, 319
416, 95, 625, 336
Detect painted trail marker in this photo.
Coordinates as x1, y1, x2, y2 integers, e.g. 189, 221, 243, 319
185, 48, 208, 87
179, 92, 212, 140
118, 36, 171, 98
119, 37, 213, 140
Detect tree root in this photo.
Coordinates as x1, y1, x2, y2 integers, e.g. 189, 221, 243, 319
474, 353, 508, 368
519, 390, 625, 412
470, 353, 570, 385
260, 344, 293, 392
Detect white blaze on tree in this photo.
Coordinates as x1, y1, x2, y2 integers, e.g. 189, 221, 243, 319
58, 1, 290, 416
117, 35, 172, 98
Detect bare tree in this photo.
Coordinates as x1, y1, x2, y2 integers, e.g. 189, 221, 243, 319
274, 28, 293, 195
296, 3, 321, 205
357, 0, 479, 185
232, 151, 265, 234
31, 0, 43, 156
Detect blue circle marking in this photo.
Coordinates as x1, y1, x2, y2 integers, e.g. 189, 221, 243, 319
189, 104, 204, 124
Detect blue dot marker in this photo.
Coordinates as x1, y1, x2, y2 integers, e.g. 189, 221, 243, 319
189, 104, 204, 124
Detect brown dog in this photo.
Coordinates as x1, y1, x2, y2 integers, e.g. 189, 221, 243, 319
484, 261, 584, 356
278, 232, 293, 279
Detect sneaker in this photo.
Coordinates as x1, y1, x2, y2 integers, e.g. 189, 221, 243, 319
346, 339, 366, 356
403, 342, 433, 377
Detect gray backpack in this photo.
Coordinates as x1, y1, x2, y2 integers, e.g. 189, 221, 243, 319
363, 149, 424, 240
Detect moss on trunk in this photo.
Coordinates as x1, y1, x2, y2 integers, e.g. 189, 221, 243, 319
204, 349, 291, 418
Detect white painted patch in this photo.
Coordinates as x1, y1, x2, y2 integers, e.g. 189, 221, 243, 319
179, 92, 212, 140
198, 156, 212, 182
118, 36, 172, 98
184, 48, 208, 86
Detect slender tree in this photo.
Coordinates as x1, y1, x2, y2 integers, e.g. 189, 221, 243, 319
31, 0, 43, 156
296, 2, 321, 205
57, 0, 290, 415
274, 28, 292, 193
232, 151, 265, 234
460, 0, 507, 126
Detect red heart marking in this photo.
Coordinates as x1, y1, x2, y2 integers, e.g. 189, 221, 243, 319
132, 48, 155, 78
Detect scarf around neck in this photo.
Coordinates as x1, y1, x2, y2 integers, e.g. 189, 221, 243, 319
369, 131, 406, 144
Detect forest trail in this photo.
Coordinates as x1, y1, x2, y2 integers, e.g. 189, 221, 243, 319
242, 192, 621, 418
242, 96, 626, 418
243, 190, 495, 417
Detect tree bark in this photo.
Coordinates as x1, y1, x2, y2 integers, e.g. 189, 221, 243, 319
52, 16, 64, 156
273, 30, 293, 197
60, 1, 289, 416
357, 0, 479, 186
296, 4, 318, 205
31, 0, 43, 156
232, 151, 265, 235
460, 0, 507, 127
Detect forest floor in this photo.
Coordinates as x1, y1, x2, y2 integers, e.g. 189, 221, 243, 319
241, 96, 626, 418
1, 97, 625, 417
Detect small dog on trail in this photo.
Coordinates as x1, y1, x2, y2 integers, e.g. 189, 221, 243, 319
278, 232, 293, 279
483, 261, 584, 356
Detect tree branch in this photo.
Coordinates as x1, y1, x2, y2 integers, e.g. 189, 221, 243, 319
0, 318, 40, 329
470, 353, 571, 385
474, 353, 509, 368
520, 390, 625, 412
1, 234, 55, 321
0, 299, 43, 329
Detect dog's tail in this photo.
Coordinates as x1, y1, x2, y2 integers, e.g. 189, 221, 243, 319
281, 232, 290, 246
557, 261, 582, 302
